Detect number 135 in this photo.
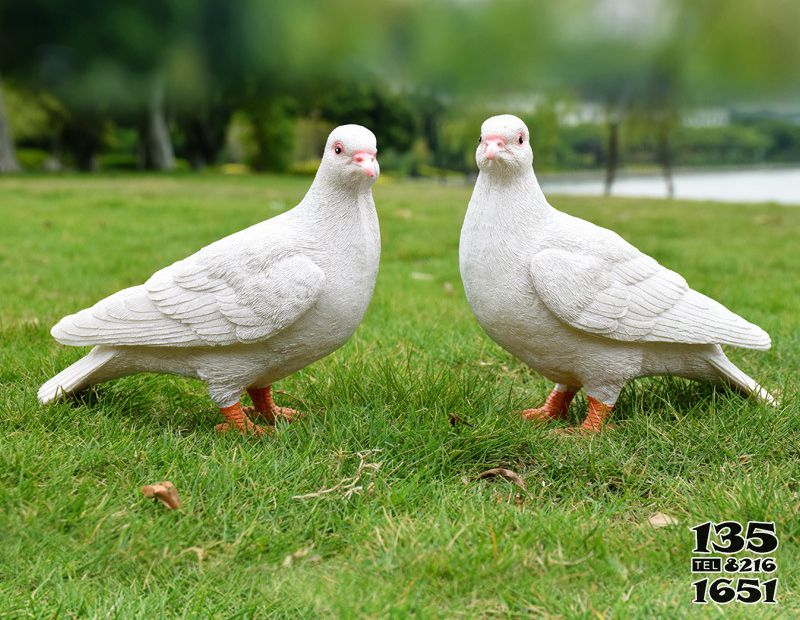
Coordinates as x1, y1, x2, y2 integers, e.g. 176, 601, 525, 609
691, 521, 778, 554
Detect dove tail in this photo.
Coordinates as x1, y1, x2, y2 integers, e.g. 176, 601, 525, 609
38, 346, 117, 404
709, 354, 777, 407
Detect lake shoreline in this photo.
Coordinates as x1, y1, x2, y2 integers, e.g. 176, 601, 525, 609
539, 165, 800, 206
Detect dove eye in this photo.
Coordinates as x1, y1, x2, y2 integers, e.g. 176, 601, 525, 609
478, 135, 482, 145
333, 142, 344, 155
518, 133, 525, 145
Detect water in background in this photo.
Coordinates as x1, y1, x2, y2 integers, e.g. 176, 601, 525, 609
540, 167, 800, 206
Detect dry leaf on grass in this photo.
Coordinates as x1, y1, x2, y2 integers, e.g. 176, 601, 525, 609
141, 481, 182, 510
647, 512, 678, 528
477, 468, 527, 491
282, 545, 321, 567
179, 546, 207, 565
448, 412, 471, 427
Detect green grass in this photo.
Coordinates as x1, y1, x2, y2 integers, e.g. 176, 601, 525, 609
0, 173, 798, 618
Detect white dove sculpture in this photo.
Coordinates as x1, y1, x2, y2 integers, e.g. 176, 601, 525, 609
460, 114, 775, 433
39, 125, 381, 435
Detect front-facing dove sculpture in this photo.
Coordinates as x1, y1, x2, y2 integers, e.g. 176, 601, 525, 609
39, 124, 381, 435
460, 114, 775, 433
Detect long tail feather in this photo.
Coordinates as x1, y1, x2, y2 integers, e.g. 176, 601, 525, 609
709, 355, 777, 407
38, 347, 116, 404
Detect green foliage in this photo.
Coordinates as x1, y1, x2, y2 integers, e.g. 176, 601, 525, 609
14, 148, 50, 169
558, 123, 608, 169
558, 119, 800, 171
2, 0, 800, 175
528, 101, 559, 171
311, 79, 417, 154
741, 118, 800, 163
3, 86, 56, 145
438, 108, 491, 174
246, 101, 297, 173
673, 125, 771, 167
0, 175, 797, 616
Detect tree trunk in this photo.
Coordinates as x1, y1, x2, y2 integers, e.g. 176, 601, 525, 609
60, 114, 103, 171
139, 81, 175, 171
657, 119, 674, 199
603, 118, 620, 196
177, 105, 232, 170
250, 114, 269, 172
0, 79, 21, 173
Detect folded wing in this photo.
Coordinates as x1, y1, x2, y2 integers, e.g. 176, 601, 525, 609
52, 253, 325, 347
529, 244, 770, 350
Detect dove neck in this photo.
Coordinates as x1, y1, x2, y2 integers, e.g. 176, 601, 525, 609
297, 174, 377, 233
475, 167, 551, 223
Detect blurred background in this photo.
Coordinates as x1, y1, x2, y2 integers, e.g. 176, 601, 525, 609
1, 0, 799, 201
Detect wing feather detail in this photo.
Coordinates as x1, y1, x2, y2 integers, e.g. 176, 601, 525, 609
51, 253, 325, 347
529, 247, 770, 350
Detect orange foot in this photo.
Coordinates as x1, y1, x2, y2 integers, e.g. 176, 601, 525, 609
245, 386, 303, 424
521, 388, 576, 422
215, 402, 271, 436
558, 397, 613, 435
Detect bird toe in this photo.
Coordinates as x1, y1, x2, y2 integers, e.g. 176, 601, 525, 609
215, 420, 271, 436
520, 407, 568, 422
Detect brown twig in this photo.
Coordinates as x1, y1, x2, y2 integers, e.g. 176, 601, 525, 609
293, 450, 381, 500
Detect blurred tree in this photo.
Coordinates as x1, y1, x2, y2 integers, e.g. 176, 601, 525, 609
626, 55, 681, 198
0, 0, 185, 170
552, 0, 669, 194
559, 0, 800, 192
309, 78, 416, 153
174, 98, 234, 170
529, 99, 560, 171
748, 119, 800, 162
674, 125, 771, 166
248, 99, 296, 172
169, 0, 248, 168
58, 112, 108, 171
168, 0, 296, 169
439, 106, 493, 178
3, 0, 800, 176
558, 124, 606, 169
407, 91, 446, 176
679, 0, 800, 100
138, 81, 175, 171
0, 78, 20, 172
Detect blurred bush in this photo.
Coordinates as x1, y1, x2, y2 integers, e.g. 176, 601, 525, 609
0, 0, 799, 177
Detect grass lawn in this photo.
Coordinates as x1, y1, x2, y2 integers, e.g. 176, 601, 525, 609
0, 173, 798, 618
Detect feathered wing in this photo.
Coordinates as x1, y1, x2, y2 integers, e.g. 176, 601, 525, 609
529, 235, 770, 350
52, 252, 325, 347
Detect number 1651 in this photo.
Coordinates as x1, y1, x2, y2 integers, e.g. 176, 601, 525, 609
693, 578, 778, 604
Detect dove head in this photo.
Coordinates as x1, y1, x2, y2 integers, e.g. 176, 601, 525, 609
476, 114, 533, 175
319, 124, 379, 189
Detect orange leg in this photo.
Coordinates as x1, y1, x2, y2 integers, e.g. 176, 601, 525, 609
215, 402, 269, 436
522, 387, 576, 422
559, 397, 613, 435
580, 397, 613, 433
245, 386, 302, 424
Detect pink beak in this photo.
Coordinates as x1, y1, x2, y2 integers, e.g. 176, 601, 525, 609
483, 136, 505, 161
353, 151, 378, 178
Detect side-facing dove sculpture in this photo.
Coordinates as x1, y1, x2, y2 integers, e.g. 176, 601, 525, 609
459, 114, 775, 433
39, 125, 381, 435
